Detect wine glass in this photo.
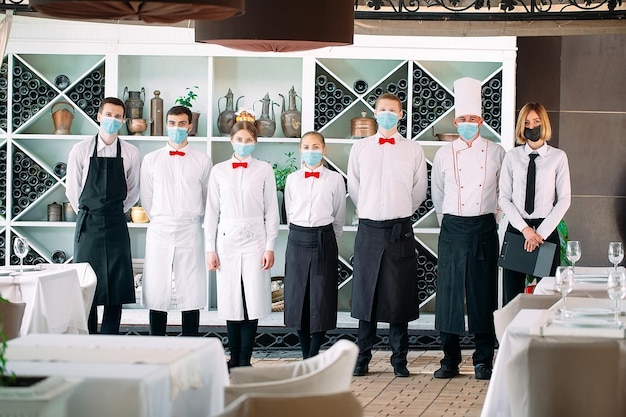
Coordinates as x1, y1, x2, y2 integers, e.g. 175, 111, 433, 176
606, 268, 626, 326
566, 241, 581, 276
608, 242, 624, 271
13, 237, 29, 274
555, 266, 575, 319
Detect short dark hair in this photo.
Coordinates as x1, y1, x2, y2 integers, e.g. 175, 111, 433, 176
99, 97, 126, 116
167, 105, 192, 124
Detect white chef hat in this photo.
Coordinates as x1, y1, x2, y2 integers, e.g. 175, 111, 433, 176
453, 77, 482, 118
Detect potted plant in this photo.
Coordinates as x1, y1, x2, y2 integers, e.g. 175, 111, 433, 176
175, 85, 200, 136
272, 151, 298, 224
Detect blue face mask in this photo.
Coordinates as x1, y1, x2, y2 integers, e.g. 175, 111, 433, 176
457, 122, 479, 141
100, 117, 123, 135
301, 150, 323, 167
232, 142, 255, 158
167, 127, 188, 145
376, 111, 399, 131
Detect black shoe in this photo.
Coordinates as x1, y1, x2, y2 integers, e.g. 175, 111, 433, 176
433, 364, 459, 379
474, 364, 492, 380
226, 358, 239, 372
353, 363, 369, 377
393, 365, 410, 377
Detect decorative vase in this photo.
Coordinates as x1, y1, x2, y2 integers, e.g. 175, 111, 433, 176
126, 118, 148, 136
63, 201, 76, 222
150, 90, 163, 136
50, 102, 74, 134
254, 93, 278, 137
189, 111, 200, 136
279, 86, 301, 138
123, 86, 145, 120
47, 201, 62, 222
217, 88, 243, 136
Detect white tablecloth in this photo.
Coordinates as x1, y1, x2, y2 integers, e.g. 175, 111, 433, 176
6, 334, 230, 417
0, 263, 97, 335
482, 299, 626, 417
534, 266, 612, 297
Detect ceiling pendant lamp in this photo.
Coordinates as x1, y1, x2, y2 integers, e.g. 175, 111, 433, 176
195, 0, 354, 52
29, 0, 244, 24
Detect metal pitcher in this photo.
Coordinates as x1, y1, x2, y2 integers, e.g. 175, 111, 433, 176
51, 101, 74, 134
123, 86, 145, 120
253, 93, 278, 137
279, 86, 301, 138
217, 88, 244, 135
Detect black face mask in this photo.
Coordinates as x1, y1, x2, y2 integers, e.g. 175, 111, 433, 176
524, 126, 542, 142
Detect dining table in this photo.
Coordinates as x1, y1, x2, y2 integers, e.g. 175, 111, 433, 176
482, 297, 626, 417
533, 266, 613, 298
5, 333, 230, 417
0, 263, 97, 335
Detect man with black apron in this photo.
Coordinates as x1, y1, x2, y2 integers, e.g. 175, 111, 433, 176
347, 93, 428, 377
66, 97, 141, 334
431, 78, 506, 380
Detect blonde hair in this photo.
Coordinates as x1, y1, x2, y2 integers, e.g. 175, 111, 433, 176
515, 102, 552, 145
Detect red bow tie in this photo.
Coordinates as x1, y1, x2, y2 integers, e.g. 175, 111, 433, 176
169, 150, 185, 156
379, 137, 395, 145
304, 171, 320, 179
232, 162, 248, 169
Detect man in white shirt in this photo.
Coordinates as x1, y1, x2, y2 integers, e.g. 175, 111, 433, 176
140, 106, 213, 336
66, 97, 141, 334
431, 78, 505, 380
348, 93, 428, 377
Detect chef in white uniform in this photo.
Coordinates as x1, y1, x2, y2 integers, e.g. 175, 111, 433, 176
141, 105, 213, 336
205, 120, 280, 369
431, 77, 505, 381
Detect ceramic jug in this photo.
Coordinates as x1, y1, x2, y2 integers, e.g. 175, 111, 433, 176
253, 93, 278, 137
123, 86, 145, 120
51, 101, 74, 134
150, 90, 164, 136
217, 88, 244, 135
279, 86, 301, 138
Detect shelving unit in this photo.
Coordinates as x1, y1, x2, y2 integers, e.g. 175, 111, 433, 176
3, 15, 517, 312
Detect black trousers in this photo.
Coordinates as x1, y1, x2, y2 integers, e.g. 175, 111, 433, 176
149, 309, 200, 336
88, 303, 122, 334
439, 331, 495, 368
297, 280, 326, 359
226, 278, 258, 367
503, 220, 560, 305
357, 320, 409, 368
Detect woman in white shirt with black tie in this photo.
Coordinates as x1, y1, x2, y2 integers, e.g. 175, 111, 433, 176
284, 131, 346, 359
499, 102, 571, 305
205, 121, 280, 369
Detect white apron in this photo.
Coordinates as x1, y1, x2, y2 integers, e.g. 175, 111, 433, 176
216, 216, 271, 320
142, 217, 207, 311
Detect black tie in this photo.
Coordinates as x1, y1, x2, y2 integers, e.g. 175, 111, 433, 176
525, 153, 539, 214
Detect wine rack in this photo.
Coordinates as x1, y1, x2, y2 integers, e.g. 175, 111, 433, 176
411, 62, 455, 138
12, 56, 57, 131
410, 161, 434, 224
314, 67, 356, 131
0, 145, 6, 218
482, 70, 502, 135
0, 57, 8, 132
0, 233, 4, 265
415, 240, 438, 304
10, 234, 46, 266
11, 149, 57, 218
66, 63, 105, 122
337, 256, 353, 287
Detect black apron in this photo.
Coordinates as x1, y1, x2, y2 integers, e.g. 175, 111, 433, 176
74, 137, 135, 306
284, 223, 338, 333
435, 214, 498, 335
351, 217, 419, 323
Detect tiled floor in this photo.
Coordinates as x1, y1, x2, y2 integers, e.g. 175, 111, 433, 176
250, 349, 489, 417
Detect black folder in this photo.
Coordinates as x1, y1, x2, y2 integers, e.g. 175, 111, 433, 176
498, 231, 557, 277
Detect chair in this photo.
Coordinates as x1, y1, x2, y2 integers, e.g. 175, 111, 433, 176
493, 293, 561, 343
225, 339, 358, 406
0, 300, 26, 340
214, 391, 363, 417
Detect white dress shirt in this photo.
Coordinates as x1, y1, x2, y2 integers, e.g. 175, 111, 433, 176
140, 144, 213, 221
432, 136, 506, 218
204, 156, 280, 252
285, 165, 346, 238
65, 135, 141, 213
498, 143, 571, 239
347, 132, 428, 221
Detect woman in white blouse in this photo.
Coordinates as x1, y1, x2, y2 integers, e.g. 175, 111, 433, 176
283, 131, 346, 359
499, 102, 571, 304
205, 121, 280, 369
